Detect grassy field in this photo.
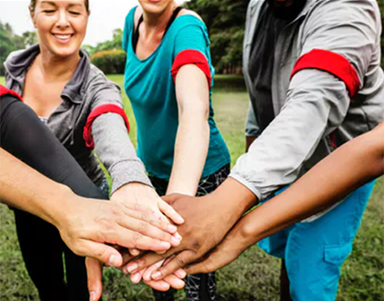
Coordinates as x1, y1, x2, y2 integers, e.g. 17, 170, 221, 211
0, 75, 383, 300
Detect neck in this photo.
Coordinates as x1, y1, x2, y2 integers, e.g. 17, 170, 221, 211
142, 3, 177, 37
268, 0, 307, 20
36, 47, 80, 82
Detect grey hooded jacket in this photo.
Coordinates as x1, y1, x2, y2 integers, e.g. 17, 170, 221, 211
4, 45, 152, 193
231, 0, 384, 202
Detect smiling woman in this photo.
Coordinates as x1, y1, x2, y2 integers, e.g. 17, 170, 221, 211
29, 0, 89, 62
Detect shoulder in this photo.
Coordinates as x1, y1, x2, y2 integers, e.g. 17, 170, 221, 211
124, 5, 140, 31
305, 0, 380, 26
85, 65, 121, 98
133, 5, 143, 29
173, 8, 208, 33
177, 9, 203, 22
4, 49, 28, 67
300, 0, 381, 46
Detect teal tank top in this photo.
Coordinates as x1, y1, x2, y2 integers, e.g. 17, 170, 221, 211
122, 7, 230, 180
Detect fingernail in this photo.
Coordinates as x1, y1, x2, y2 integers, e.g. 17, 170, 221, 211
131, 249, 140, 256
174, 232, 182, 240
127, 263, 138, 273
89, 291, 96, 301
152, 271, 162, 280
175, 269, 187, 279
108, 255, 118, 267
175, 278, 185, 287
171, 236, 180, 246
131, 273, 141, 283
167, 224, 177, 233
160, 241, 171, 249
177, 216, 185, 224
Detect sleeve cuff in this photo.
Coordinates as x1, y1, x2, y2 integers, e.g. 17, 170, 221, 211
110, 159, 153, 194
229, 173, 262, 201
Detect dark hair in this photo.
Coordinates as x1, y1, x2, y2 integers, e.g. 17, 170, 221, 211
30, 0, 90, 13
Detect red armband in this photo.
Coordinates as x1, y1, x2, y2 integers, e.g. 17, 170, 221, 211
290, 49, 360, 98
0, 85, 23, 102
171, 49, 212, 87
83, 104, 130, 149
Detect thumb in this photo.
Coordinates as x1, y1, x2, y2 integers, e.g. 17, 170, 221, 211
86, 257, 103, 301
161, 193, 184, 205
184, 248, 236, 275
83, 240, 123, 267
184, 258, 215, 275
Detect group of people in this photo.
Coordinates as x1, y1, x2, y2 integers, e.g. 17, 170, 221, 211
0, 0, 383, 301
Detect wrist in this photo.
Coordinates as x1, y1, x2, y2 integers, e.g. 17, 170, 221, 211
111, 182, 156, 203
210, 178, 257, 223
43, 185, 80, 229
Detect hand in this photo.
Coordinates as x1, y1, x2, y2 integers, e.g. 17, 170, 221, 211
55, 194, 178, 268
87, 192, 222, 300
85, 183, 185, 301
184, 214, 255, 274
124, 179, 255, 281
86, 256, 186, 301
111, 183, 184, 248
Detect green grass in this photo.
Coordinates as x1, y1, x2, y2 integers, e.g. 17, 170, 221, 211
0, 75, 383, 300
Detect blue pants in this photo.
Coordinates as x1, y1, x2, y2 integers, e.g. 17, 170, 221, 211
258, 181, 375, 301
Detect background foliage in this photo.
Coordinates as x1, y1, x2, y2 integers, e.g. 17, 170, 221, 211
90, 49, 126, 74
0, 1, 383, 74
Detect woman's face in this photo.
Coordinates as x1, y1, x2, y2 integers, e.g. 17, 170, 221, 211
138, 0, 175, 15
32, 0, 89, 58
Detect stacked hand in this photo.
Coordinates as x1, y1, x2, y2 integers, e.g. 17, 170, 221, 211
86, 178, 256, 300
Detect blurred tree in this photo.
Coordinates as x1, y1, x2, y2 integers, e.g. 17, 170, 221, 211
22, 31, 38, 48
0, 21, 25, 75
185, 0, 248, 74
185, 0, 383, 73
83, 28, 123, 56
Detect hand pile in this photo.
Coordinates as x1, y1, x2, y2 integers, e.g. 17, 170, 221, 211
84, 179, 256, 301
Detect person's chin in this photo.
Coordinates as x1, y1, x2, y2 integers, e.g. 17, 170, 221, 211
50, 46, 79, 59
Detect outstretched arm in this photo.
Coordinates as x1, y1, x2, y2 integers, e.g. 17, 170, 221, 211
166, 64, 210, 196
0, 148, 175, 266
186, 121, 384, 274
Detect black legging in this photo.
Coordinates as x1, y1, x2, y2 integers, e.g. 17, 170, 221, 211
0, 95, 106, 301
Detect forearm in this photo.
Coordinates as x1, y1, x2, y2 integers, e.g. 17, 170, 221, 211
237, 123, 384, 246
167, 115, 209, 195
0, 148, 76, 227
209, 177, 257, 224
245, 136, 257, 152
167, 64, 210, 196
92, 113, 152, 194
231, 69, 350, 201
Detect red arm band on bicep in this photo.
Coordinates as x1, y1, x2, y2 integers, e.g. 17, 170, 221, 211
171, 49, 212, 87
83, 104, 130, 149
0, 85, 23, 102
290, 49, 360, 98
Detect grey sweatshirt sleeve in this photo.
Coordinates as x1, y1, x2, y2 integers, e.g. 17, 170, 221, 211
89, 72, 152, 194
230, 0, 380, 201
92, 113, 152, 194
231, 69, 350, 200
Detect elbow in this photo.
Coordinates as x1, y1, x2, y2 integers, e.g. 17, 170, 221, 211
179, 103, 209, 123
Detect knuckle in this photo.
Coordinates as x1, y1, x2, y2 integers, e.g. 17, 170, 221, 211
190, 239, 201, 251
73, 242, 86, 256
139, 221, 149, 234
202, 262, 212, 274
132, 231, 144, 246
174, 256, 186, 267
